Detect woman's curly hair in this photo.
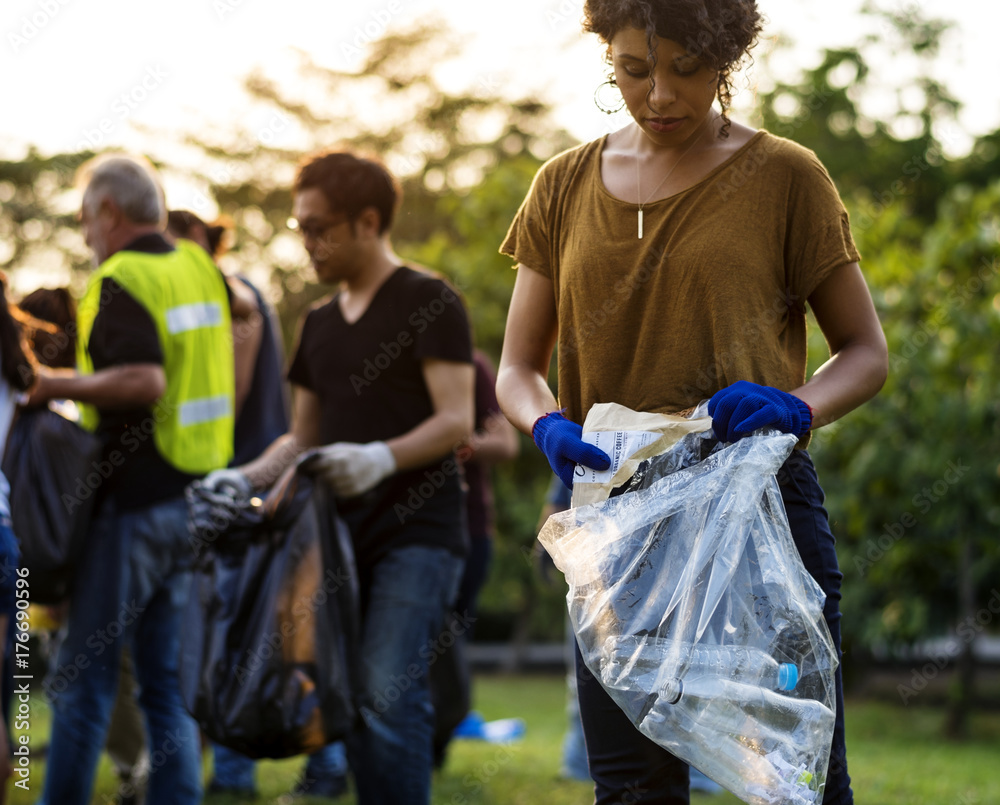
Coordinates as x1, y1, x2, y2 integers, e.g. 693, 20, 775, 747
584, 0, 763, 137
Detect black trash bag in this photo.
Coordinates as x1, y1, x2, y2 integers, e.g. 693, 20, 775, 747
1, 403, 103, 603
179, 454, 361, 759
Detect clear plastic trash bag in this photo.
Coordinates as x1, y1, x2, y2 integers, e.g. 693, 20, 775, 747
539, 404, 839, 805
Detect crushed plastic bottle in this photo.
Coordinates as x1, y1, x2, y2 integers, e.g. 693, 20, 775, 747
601, 634, 799, 693
641, 674, 834, 805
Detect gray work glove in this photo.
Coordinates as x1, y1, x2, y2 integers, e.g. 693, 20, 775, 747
313, 441, 396, 498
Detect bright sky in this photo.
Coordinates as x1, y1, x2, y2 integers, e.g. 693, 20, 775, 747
1, 0, 997, 165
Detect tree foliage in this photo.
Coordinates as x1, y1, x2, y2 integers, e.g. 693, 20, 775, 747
757, 4, 1000, 731
2, 10, 998, 668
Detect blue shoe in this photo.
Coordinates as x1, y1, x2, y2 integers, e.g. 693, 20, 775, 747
480, 718, 526, 743
452, 711, 486, 738
452, 711, 526, 743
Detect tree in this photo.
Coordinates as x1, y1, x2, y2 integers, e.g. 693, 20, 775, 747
812, 179, 1000, 735
748, 3, 1000, 734
0, 149, 94, 295
751, 3, 964, 238
184, 20, 577, 645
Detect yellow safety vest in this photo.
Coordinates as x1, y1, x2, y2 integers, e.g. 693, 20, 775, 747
76, 239, 234, 474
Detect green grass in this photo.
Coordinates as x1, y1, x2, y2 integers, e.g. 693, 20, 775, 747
7, 674, 1000, 804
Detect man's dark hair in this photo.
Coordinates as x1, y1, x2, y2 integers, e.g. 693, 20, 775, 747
294, 151, 400, 236
584, 0, 764, 137
166, 209, 232, 259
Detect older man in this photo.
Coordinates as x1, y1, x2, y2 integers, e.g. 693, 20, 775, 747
32, 155, 234, 805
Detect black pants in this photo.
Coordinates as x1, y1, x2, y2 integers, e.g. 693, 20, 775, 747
575, 449, 853, 805
431, 535, 493, 760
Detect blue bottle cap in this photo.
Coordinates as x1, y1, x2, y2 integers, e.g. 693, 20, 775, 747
777, 663, 798, 691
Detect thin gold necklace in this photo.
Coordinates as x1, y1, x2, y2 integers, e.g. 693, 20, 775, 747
635, 126, 707, 240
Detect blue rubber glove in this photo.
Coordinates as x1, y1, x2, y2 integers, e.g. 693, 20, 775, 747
708, 381, 813, 443
532, 412, 612, 490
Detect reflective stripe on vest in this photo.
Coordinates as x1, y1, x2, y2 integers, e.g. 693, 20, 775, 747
179, 394, 232, 427
166, 302, 224, 335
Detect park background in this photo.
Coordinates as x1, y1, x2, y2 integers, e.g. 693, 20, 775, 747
1, 0, 999, 801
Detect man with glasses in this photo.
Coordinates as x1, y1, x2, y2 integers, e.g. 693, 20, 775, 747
204, 150, 474, 805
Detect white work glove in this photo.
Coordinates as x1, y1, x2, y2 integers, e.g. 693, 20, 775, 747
314, 441, 396, 498
200, 468, 253, 501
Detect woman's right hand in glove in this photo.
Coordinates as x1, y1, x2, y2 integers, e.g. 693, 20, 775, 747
532, 411, 611, 490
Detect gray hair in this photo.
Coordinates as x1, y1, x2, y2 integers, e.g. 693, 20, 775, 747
77, 154, 165, 226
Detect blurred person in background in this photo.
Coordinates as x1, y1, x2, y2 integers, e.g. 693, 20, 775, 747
29, 154, 236, 805
17, 284, 150, 803
534, 475, 589, 783
18, 287, 76, 369
165, 210, 262, 422
431, 348, 519, 767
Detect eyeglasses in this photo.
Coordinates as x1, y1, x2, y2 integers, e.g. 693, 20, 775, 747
289, 215, 350, 241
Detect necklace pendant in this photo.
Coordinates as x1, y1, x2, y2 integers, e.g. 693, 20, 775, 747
638, 208, 644, 240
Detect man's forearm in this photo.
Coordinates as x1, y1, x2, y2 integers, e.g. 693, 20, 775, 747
33, 364, 165, 410
386, 410, 473, 472
239, 433, 309, 490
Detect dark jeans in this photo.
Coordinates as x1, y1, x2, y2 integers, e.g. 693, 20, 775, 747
347, 544, 464, 805
575, 449, 853, 805
432, 534, 492, 757
39, 497, 202, 805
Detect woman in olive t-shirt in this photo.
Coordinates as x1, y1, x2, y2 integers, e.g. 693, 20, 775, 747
496, 2, 887, 804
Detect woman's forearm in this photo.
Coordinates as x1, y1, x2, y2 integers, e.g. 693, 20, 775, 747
496, 363, 559, 436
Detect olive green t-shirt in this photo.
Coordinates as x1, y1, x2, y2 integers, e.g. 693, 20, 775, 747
500, 130, 861, 433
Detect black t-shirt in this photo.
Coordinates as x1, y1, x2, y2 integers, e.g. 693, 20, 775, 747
287, 266, 473, 569
87, 233, 234, 511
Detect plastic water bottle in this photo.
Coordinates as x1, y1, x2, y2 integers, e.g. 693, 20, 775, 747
601, 634, 799, 693
657, 675, 833, 745
642, 675, 833, 804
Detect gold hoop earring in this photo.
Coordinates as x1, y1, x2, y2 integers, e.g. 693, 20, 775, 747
594, 79, 625, 115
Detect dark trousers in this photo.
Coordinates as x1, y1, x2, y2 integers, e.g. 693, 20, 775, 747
432, 535, 493, 758
575, 449, 853, 805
